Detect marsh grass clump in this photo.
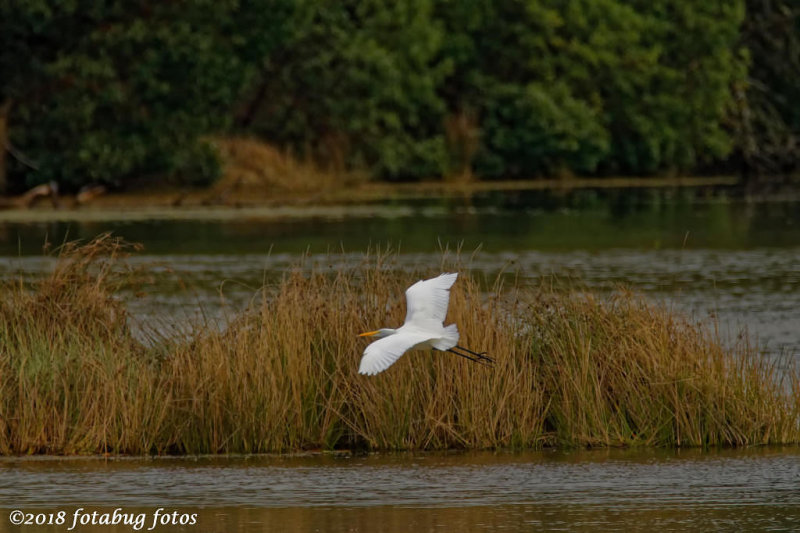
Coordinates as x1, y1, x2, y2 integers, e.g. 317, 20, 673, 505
529, 292, 799, 447
0, 235, 169, 454
161, 262, 547, 453
0, 237, 798, 455
212, 137, 366, 195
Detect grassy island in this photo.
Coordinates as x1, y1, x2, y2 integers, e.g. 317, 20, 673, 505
1, 236, 797, 455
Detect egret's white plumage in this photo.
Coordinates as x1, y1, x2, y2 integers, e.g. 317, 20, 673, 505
358, 332, 435, 375
404, 272, 458, 326
358, 273, 491, 375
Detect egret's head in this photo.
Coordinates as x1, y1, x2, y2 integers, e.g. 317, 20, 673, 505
358, 328, 395, 339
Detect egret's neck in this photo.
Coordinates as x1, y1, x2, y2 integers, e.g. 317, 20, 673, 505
375, 328, 397, 339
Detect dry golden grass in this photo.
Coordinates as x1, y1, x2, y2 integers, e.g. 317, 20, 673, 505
530, 291, 800, 447
211, 137, 366, 195
1, 236, 797, 455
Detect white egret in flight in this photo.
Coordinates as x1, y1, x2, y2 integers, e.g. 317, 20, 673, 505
358, 273, 493, 375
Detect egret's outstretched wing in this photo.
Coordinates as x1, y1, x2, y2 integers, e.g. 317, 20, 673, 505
358, 332, 430, 375
404, 272, 458, 325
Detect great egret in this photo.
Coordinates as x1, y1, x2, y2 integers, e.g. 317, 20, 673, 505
357, 273, 493, 375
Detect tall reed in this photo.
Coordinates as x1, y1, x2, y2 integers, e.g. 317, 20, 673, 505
530, 291, 799, 446
0, 237, 797, 454
0, 236, 169, 454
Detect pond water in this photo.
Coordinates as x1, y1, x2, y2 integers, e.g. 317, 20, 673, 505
1, 186, 799, 355
2, 448, 799, 532
2, 185, 799, 531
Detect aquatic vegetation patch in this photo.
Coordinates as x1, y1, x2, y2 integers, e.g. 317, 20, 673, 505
1, 236, 797, 454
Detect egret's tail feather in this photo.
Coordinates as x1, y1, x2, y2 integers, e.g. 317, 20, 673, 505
432, 324, 459, 351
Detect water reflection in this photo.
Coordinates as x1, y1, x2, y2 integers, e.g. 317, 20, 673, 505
3, 188, 799, 532
2, 449, 799, 532
4, 504, 793, 533
1, 186, 798, 353
4, 247, 797, 355
2, 187, 800, 255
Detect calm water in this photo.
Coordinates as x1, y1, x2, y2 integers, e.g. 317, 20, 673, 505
1, 187, 799, 354
2, 449, 800, 532
2, 186, 800, 531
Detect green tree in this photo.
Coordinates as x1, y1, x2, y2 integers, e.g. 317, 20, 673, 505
0, 0, 761, 190
0, 0, 292, 193
735, 0, 800, 176
241, 0, 449, 180
437, 0, 746, 178
616, 0, 746, 173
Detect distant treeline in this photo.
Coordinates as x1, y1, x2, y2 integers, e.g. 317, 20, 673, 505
1, 0, 798, 192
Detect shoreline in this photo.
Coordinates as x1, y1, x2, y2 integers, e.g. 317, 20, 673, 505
1, 444, 799, 460
0, 175, 740, 223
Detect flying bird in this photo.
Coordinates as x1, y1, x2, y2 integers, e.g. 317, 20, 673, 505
357, 273, 493, 375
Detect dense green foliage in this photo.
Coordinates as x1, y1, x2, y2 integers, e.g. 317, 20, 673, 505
0, 0, 293, 192
240, 0, 449, 179
1, 0, 797, 191
736, 0, 800, 175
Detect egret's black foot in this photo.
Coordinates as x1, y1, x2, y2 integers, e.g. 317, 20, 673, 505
447, 346, 493, 366
454, 345, 494, 364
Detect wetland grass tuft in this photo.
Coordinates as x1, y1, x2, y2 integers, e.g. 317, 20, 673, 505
1, 237, 798, 454
212, 137, 365, 194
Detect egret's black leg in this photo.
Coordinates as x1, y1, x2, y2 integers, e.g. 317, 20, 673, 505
454, 345, 494, 364
435, 347, 484, 365
441, 348, 480, 363
447, 347, 492, 366
452, 348, 493, 365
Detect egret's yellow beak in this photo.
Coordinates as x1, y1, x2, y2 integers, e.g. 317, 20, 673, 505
358, 330, 379, 337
